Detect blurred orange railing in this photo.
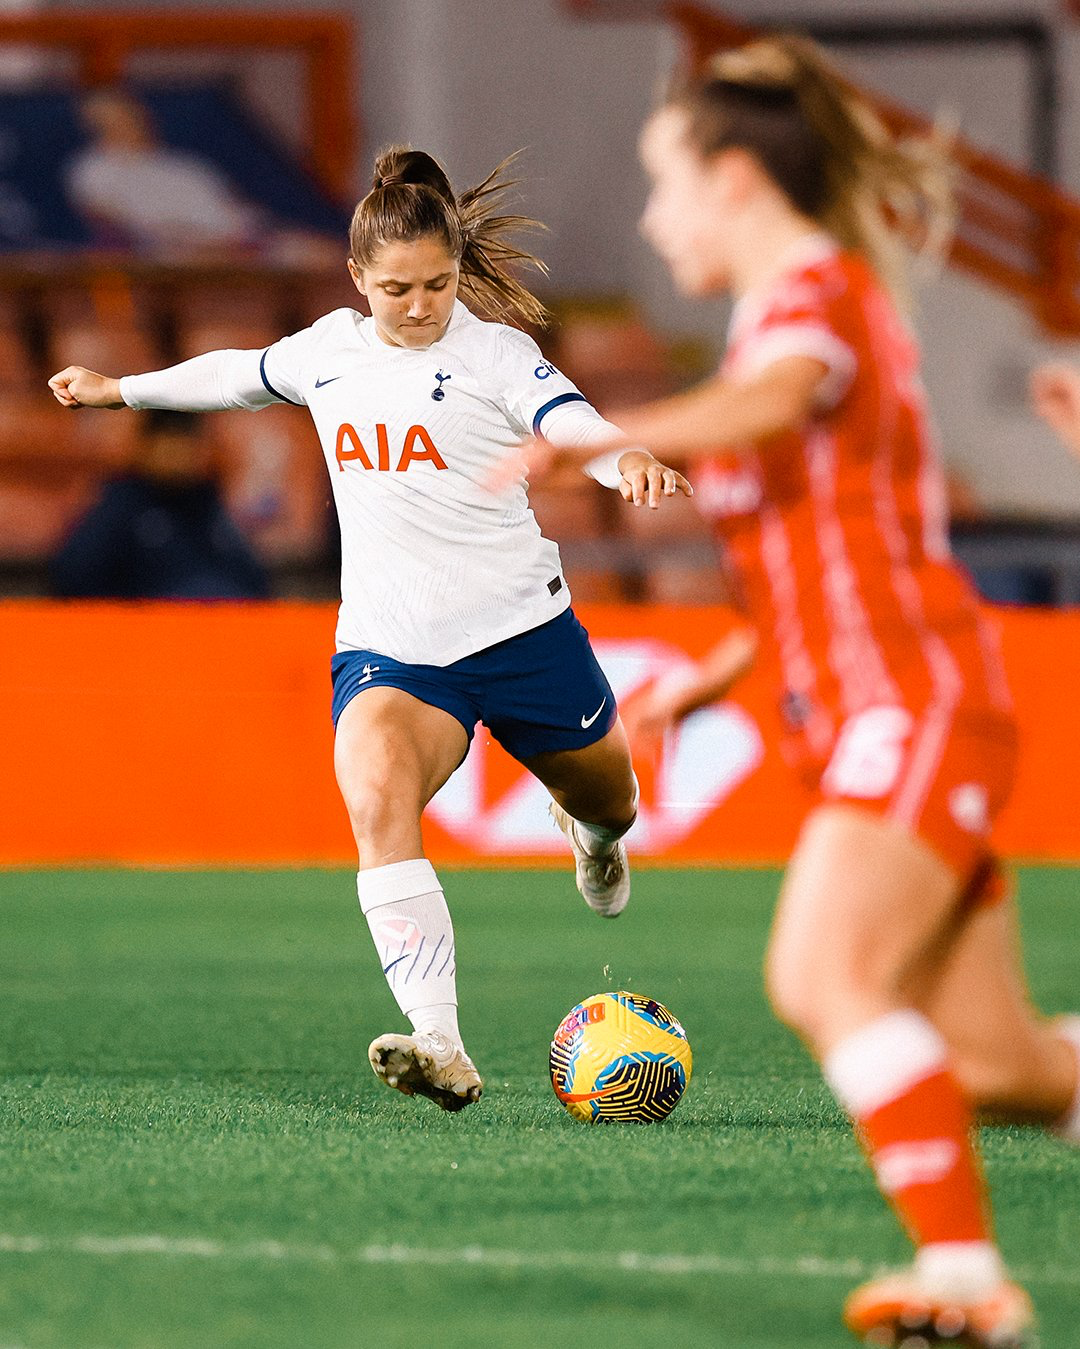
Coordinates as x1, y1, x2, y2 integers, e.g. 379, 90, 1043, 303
0, 11, 356, 202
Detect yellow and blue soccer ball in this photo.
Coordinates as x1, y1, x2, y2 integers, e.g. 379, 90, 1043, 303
549, 991, 692, 1123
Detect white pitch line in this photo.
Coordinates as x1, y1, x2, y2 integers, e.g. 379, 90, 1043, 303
0, 1234, 1077, 1289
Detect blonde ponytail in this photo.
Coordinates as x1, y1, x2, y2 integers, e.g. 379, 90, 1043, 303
671, 35, 953, 303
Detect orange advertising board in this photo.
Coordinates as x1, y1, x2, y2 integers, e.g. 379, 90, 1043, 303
1, 600, 1078, 866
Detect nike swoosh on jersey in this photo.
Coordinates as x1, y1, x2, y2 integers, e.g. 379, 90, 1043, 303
314, 376, 342, 388
580, 698, 607, 729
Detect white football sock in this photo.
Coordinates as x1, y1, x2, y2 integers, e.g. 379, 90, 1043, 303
1053, 1015, 1080, 1142
569, 775, 639, 858
357, 859, 461, 1046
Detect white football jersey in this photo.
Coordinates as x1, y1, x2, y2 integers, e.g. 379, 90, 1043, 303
125, 300, 602, 665
267, 301, 591, 663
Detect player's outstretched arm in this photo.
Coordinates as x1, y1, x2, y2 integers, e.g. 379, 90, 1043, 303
49, 366, 125, 409
491, 434, 692, 508
1031, 363, 1080, 457
51, 348, 295, 415
498, 354, 827, 494
621, 624, 758, 750
513, 395, 693, 508
609, 355, 830, 460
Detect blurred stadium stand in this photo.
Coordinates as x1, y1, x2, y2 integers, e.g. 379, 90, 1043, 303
0, 84, 348, 252
2, 4, 1080, 604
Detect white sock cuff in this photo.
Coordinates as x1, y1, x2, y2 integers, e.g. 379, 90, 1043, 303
824, 1009, 948, 1118
1054, 1015, 1080, 1142
356, 858, 441, 915
915, 1242, 1005, 1298
409, 1003, 461, 1042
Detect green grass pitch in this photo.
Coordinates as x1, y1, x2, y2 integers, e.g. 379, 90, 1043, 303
1, 866, 1078, 1348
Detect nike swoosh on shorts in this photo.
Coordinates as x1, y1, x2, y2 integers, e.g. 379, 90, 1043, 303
315, 376, 342, 388
581, 699, 607, 729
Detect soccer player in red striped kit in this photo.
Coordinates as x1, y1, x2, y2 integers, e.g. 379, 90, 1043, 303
551, 34, 1079, 1348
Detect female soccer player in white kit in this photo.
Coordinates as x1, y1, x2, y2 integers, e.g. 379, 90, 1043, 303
50, 146, 690, 1113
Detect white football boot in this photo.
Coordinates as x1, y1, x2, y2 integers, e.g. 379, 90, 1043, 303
549, 800, 631, 918
368, 1030, 482, 1113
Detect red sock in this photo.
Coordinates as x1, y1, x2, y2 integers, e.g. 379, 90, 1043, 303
825, 1011, 991, 1248
858, 1067, 989, 1245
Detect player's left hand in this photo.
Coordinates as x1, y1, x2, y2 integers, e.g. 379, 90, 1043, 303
617, 450, 692, 508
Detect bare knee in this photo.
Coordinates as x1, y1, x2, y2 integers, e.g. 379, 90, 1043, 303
342, 778, 407, 847
765, 940, 899, 1052
334, 690, 468, 867
764, 948, 827, 1046
336, 759, 427, 866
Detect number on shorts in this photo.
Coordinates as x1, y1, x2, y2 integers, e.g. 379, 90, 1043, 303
822, 706, 914, 799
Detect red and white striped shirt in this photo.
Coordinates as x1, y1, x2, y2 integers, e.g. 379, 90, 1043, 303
693, 236, 1011, 761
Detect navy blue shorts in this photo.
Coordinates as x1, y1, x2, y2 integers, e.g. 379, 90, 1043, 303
330, 608, 617, 762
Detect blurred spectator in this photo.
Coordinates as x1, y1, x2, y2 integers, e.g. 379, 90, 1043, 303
49, 409, 270, 600
1030, 363, 1080, 457
66, 88, 263, 258
65, 87, 342, 265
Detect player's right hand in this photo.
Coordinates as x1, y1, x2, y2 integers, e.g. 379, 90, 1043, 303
48, 366, 126, 409
1030, 363, 1080, 452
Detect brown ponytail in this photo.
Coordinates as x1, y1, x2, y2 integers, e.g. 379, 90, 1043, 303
667, 36, 952, 303
348, 146, 549, 327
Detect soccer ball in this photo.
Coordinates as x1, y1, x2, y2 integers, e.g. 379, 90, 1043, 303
549, 991, 692, 1123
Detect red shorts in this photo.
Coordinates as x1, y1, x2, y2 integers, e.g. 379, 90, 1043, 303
798, 702, 1019, 903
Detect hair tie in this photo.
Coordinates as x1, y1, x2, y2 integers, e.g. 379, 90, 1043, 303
710, 44, 799, 90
